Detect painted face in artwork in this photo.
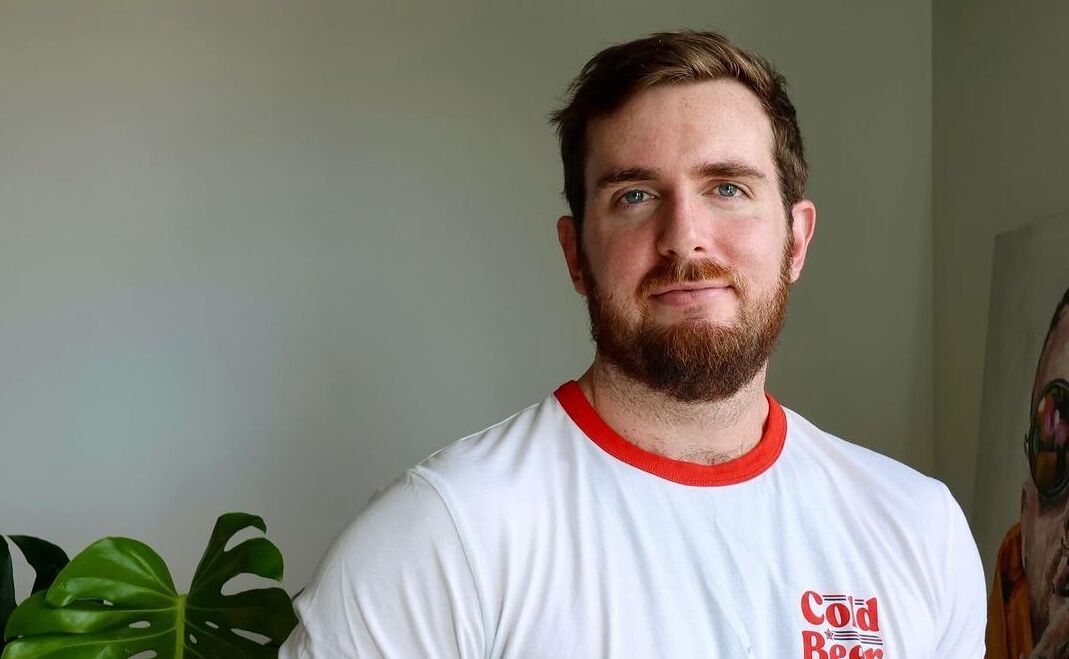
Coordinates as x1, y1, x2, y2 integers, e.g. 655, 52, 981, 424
1021, 300, 1069, 650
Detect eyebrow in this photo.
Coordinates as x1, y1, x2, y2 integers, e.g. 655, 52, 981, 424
593, 160, 768, 191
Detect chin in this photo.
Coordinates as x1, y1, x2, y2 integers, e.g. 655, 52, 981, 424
672, 312, 737, 328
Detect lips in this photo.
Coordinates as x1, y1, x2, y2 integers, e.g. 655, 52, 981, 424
650, 282, 731, 297
650, 284, 732, 306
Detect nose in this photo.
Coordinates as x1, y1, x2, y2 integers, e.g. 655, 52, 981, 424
655, 193, 712, 260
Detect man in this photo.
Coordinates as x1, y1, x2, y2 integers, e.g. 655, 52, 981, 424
988, 288, 1069, 659
280, 30, 985, 658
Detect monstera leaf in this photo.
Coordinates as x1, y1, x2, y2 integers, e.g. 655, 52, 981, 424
2, 512, 297, 658
0, 536, 69, 654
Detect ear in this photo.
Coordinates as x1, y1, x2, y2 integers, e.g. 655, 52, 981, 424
787, 199, 817, 283
556, 215, 588, 296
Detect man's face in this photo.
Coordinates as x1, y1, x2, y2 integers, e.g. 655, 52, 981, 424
556, 79, 815, 401
1022, 307, 1069, 639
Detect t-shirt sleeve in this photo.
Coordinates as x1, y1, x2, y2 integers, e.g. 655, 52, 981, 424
932, 481, 987, 658
278, 469, 486, 659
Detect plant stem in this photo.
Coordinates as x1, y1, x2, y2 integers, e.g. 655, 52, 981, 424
174, 594, 187, 657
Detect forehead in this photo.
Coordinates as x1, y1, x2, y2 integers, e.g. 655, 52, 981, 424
584, 79, 776, 185
1035, 307, 1069, 404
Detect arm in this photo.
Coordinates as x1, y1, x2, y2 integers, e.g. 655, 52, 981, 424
279, 470, 486, 658
933, 481, 987, 658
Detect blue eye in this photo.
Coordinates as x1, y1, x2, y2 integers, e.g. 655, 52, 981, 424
621, 190, 649, 205
716, 183, 741, 197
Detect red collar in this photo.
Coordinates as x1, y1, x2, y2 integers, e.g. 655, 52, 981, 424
554, 380, 786, 486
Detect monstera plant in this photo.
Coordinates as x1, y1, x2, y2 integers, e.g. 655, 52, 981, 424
1, 512, 297, 658
0, 535, 69, 656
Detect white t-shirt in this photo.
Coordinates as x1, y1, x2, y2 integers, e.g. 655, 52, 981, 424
280, 382, 986, 658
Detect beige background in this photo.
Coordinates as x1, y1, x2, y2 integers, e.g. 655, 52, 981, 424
3, 0, 936, 594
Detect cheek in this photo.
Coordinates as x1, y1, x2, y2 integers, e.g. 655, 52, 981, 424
721, 219, 786, 268
732, 242, 785, 289
592, 234, 656, 293
1025, 507, 1068, 576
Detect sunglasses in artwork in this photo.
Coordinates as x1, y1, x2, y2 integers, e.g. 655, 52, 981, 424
1026, 378, 1069, 501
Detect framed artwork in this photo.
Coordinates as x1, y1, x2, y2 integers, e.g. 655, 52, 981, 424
975, 213, 1069, 657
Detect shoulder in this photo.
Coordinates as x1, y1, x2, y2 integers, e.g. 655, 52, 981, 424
778, 405, 970, 543
325, 390, 568, 555
323, 468, 461, 572
288, 469, 488, 658
781, 405, 948, 498
410, 391, 570, 495
781, 406, 985, 616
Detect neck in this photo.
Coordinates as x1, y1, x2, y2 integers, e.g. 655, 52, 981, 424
575, 356, 770, 465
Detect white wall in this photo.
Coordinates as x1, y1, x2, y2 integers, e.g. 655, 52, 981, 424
0, 1, 934, 594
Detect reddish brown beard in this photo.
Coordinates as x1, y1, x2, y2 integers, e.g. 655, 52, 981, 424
580, 243, 792, 403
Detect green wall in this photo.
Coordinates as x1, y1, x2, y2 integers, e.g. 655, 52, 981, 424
0, 1, 934, 591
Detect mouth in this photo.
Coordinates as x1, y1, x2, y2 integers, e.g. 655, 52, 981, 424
650, 283, 733, 307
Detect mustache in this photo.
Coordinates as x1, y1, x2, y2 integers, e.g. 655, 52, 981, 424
638, 259, 742, 296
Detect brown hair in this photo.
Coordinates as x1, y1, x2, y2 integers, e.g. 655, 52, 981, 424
550, 30, 807, 228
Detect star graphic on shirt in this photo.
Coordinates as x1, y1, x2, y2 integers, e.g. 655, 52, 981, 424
825, 628, 834, 640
